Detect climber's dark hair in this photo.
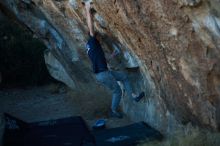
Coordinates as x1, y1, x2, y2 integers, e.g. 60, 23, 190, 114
88, 32, 102, 41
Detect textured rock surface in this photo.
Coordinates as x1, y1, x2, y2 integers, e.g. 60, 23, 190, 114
0, 0, 220, 134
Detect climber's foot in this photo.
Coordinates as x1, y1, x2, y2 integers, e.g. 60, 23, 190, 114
109, 110, 123, 119
134, 92, 145, 102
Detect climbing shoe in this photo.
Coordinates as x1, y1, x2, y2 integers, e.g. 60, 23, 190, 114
109, 110, 123, 119
92, 119, 106, 130
134, 92, 145, 102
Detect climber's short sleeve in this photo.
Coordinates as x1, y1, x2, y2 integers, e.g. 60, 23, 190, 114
86, 36, 108, 73
87, 36, 98, 50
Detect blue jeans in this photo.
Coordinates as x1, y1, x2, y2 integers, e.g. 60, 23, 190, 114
95, 70, 133, 111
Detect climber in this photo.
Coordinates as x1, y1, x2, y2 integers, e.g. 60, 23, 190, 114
84, 2, 145, 118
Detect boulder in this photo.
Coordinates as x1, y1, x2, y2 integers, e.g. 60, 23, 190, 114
0, 0, 220, 134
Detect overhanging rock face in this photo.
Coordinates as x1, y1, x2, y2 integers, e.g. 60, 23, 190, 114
0, 0, 220, 134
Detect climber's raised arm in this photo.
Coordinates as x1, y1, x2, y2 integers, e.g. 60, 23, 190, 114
85, 2, 95, 37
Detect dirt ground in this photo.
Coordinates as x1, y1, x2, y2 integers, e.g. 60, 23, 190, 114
0, 83, 132, 130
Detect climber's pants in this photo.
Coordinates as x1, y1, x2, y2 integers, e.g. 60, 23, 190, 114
95, 70, 133, 111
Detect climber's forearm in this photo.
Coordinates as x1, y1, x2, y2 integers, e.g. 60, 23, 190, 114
85, 4, 94, 37
106, 54, 114, 62
106, 50, 119, 62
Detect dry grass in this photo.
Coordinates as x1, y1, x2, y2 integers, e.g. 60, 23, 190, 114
139, 128, 220, 146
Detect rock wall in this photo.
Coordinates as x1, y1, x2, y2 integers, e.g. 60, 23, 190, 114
0, 0, 220, 134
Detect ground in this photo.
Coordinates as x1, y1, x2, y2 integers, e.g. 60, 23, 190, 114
0, 83, 132, 130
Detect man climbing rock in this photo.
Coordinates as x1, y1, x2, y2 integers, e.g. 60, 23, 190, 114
84, 2, 145, 119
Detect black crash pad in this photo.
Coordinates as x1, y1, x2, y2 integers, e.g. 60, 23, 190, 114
93, 122, 163, 146
3, 113, 163, 146
3, 113, 95, 146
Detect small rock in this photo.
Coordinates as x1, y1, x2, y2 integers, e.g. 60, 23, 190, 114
33, 34, 38, 39
169, 27, 178, 37
3, 36, 8, 40
59, 86, 66, 94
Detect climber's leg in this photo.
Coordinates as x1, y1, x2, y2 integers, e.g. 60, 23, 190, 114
95, 71, 123, 118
